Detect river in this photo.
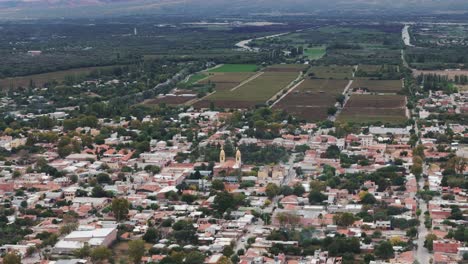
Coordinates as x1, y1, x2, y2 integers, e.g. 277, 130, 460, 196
402, 25, 414, 47
235, 32, 290, 52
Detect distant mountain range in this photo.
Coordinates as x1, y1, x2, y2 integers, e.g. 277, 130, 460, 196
1, 0, 468, 19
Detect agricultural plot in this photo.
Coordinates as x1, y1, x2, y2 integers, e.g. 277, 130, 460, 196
274, 79, 349, 122
304, 46, 326, 60
338, 94, 407, 124
351, 79, 402, 93
264, 64, 308, 72
208, 64, 259, 73
195, 71, 299, 108
185, 73, 208, 85
198, 72, 257, 91
307, 65, 355, 79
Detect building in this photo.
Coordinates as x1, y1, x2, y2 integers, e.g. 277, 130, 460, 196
54, 227, 117, 254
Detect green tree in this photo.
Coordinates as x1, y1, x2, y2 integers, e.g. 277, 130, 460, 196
424, 234, 437, 251
90, 246, 112, 264
333, 212, 356, 227
143, 228, 159, 243
374, 241, 394, 259
2, 252, 21, 264
185, 251, 206, 264
128, 239, 146, 264
265, 183, 280, 199
211, 179, 225, 191
74, 244, 91, 258
111, 198, 129, 222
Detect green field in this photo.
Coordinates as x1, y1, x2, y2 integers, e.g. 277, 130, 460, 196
207, 72, 298, 102
208, 64, 259, 73
185, 73, 207, 84
304, 46, 326, 60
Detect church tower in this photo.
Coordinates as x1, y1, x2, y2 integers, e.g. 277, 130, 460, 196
219, 146, 226, 163
235, 147, 242, 167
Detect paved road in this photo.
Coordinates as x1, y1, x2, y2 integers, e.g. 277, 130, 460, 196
415, 173, 432, 263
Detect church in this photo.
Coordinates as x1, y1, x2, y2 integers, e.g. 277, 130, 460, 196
213, 146, 243, 177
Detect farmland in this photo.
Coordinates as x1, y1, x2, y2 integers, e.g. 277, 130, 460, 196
303, 46, 326, 60
351, 79, 402, 93
307, 65, 355, 79
274, 79, 349, 122
195, 69, 300, 108
338, 94, 407, 124
208, 64, 259, 73
185, 73, 208, 85
198, 72, 257, 91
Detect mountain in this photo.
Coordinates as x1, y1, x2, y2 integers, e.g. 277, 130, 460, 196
1, 0, 468, 19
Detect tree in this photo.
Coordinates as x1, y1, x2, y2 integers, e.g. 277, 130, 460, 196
265, 183, 280, 199
292, 183, 305, 196
111, 198, 129, 222
275, 212, 300, 228
324, 145, 340, 159
374, 241, 394, 260
446, 156, 467, 174
211, 179, 225, 191
74, 244, 91, 258
327, 106, 337, 116
217, 256, 233, 264
222, 245, 234, 257
128, 239, 146, 264
185, 251, 206, 264
360, 192, 377, 204
413, 145, 425, 158
308, 190, 327, 204
90, 246, 112, 264
143, 228, 159, 243
2, 252, 21, 264
333, 212, 355, 227
424, 234, 437, 251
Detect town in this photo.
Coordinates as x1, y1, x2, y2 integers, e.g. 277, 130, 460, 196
0, 6, 467, 264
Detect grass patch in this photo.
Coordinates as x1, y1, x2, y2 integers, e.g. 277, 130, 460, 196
304, 46, 326, 60
185, 73, 207, 84
208, 64, 259, 73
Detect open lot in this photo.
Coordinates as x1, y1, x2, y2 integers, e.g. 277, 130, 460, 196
351, 79, 402, 93
338, 94, 407, 124
208, 64, 259, 73
307, 65, 354, 79
274, 79, 348, 121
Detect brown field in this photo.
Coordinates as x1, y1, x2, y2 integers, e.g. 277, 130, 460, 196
307, 65, 355, 79
273, 79, 349, 121
338, 94, 407, 124
412, 69, 468, 80
264, 64, 308, 72
351, 79, 402, 93
0, 65, 120, 89
198, 72, 256, 91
